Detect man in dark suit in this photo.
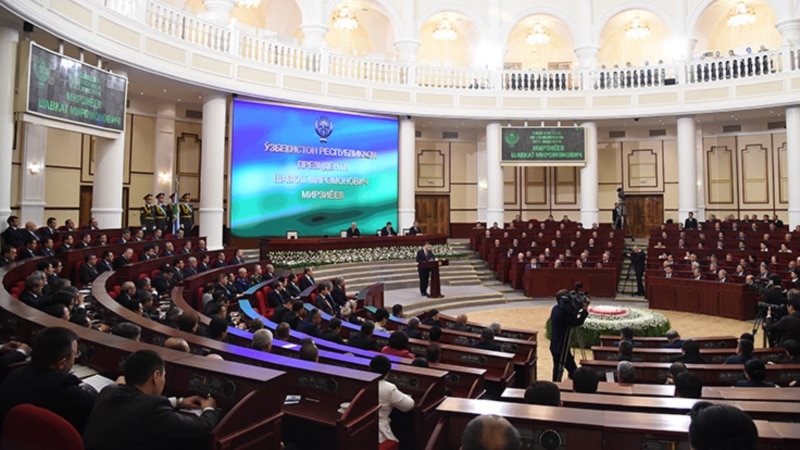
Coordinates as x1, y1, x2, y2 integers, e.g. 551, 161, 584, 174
36, 217, 58, 240
79, 254, 99, 285
267, 279, 288, 308
19, 275, 45, 310
151, 266, 175, 296
82, 350, 220, 450
212, 252, 227, 269
229, 249, 245, 265
115, 229, 132, 244
415, 241, 435, 296
450, 314, 471, 332
298, 267, 315, 291
684, 211, 698, 230
472, 328, 502, 352
297, 308, 322, 337
74, 233, 93, 250
114, 248, 134, 269
178, 193, 194, 233
183, 256, 199, 277
0, 327, 97, 434
380, 221, 398, 236
0, 246, 16, 268
57, 234, 75, 253
283, 301, 305, 330
22, 221, 41, 242
331, 277, 349, 307
347, 320, 380, 351
630, 246, 646, 296
171, 259, 186, 283
408, 221, 423, 236
346, 222, 360, 237
320, 318, 346, 344
97, 250, 115, 274
662, 330, 684, 349
37, 237, 56, 257
1, 215, 23, 248
17, 238, 38, 260
315, 282, 338, 316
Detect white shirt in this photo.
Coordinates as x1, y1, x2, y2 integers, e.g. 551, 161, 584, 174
377, 379, 414, 443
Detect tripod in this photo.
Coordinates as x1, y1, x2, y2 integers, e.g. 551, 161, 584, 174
553, 325, 586, 382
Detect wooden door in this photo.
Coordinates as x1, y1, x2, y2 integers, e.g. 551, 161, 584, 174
625, 195, 663, 238
79, 186, 92, 227
415, 195, 450, 236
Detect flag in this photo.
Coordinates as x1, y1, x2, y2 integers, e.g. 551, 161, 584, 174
170, 191, 179, 236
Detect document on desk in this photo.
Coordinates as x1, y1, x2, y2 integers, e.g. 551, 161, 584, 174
71, 364, 99, 379
82, 374, 116, 392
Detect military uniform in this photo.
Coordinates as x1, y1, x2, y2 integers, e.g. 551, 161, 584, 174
153, 193, 169, 234
140, 194, 156, 234
179, 193, 194, 233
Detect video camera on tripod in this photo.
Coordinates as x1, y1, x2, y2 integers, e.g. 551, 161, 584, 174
558, 283, 590, 316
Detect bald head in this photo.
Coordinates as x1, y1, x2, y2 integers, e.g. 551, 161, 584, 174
461, 414, 521, 450
163, 337, 190, 353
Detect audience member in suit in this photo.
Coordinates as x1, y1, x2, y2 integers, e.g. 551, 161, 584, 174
331, 277, 349, 307
61, 219, 76, 233
662, 329, 684, 349
197, 254, 211, 273
115, 229, 132, 244
472, 328, 502, 352
346, 222, 361, 237
183, 257, 199, 277
282, 301, 305, 330
37, 237, 56, 257
36, 217, 58, 240
688, 402, 758, 450
161, 242, 175, 257
319, 318, 346, 344
416, 241, 435, 296
421, 308, 441, 327
723, 339, 754, 365
381, 331, 414, 359
22, 221, 40, 242
233, 268, 250, 293
297, 308, 322, 337
194, 239, 208, 253
79, 254, 100, 285
95, 234, 108, 246
57, 235, 75, 253
298, 267, 315, 291
380, 221, 398, 237
82, 349, 220, 450
449, 314, 470, 332
74, 233, 93, 249
405, 317, 423, 339
267, 280, 287, 308
0, 245, 16, 268
348, 320, 380, 351
114, 248, 134, 269
0, 340, 31, 382
734, 359, 777, 387
0, 327, 97, 434
115, 281, 138, 311
171, 259, 186, 283
315, 282, 338, 316
229, 249, 245, 265
286, 273, 302, 299
212, 252, 227, 269
684, 212, 698, 230
408, 221, 423, 236
19, 274, 46, 310
669, 340, 706, 364
212, 273, 236, 301
17, 238, 38, 261
1, 215, 23, 248
781, 340, 800, 364
151, 267, 175, 296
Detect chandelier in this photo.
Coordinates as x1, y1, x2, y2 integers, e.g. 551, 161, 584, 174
235, 0, 260, 8
433, 17, 457, 41
624, 16, 651, 40
526, 21, 551, 45
332, 2, 358, 31
727, 1, 756, 27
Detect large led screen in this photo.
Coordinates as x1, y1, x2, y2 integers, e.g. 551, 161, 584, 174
230, 99, 399, 237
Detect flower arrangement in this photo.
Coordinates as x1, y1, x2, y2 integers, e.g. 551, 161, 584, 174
546, 307, 671, 347
269, 243, 468, 268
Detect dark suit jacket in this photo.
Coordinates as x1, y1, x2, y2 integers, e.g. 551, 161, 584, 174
297, 319, 320, 337
82, 384, 220, 450
152, 275, 172, 295
17, 248, 36, 260
331, 286, 348, 307
286, 282, 301, 298
316, 293, 337, 316
0, 364, 97, 434
472, 340, 502, 352
416, 248, 435, 265
1, 227, 23, 248
37, 247, 55, 257
113, 256, 132, 269
298, 275, 315, 292
408, 226, 422, 236
346, 228, 360, 237
348, 332, 379, 351
80, 263, 99, 284
380, 226, 397, 236
319, 328, 346, 344
97, 260, 114, 274
267, 290, 285, 308
406, 329, 423, 340
19, 290, 45, 310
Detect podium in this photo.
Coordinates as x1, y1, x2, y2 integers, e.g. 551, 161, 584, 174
419, 259, 449, 298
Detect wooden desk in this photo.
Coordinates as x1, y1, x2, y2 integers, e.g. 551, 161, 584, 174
591, 346, 786, 364
645, 276, 759, 320
109, 248, 235, 287
434, 313, 538, 342
427, 397, 799, 450
500, 388, 800, 422
524, 268, 618, 298
259, 234, 448, 258
550, 381, 800, 402
598, 335, 738, 349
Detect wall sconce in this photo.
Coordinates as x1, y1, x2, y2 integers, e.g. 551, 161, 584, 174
478, 180, 488, 191
158, 171, 172, 184
28, 161, 42, 175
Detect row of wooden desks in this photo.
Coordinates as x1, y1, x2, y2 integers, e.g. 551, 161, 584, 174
548, 381, 800, 401
427, 397, 800, 450
591, 346, 786, 364
645, 273, 759, 320
258, 234, 448, 258
599, 335, 739, 349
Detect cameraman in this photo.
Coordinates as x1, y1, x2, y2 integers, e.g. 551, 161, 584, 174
630, 246, 646, 296
764, 289, 800, 346
550, 289, 590, 382
761, 275, 786, 306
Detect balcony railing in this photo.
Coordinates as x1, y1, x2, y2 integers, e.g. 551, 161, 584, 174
99, 0, 792, 93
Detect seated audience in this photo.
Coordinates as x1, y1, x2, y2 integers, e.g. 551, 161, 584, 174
617, 340, 635, 362
381, 331, 414, 359
523, 381, 561, 406
319, 318, 345, 345
82, 350, 219, 450
298, 339, 319, 363
688, 402, 758, 450
425, 344, 442, 364
110, 323, 142, 342
461, 414, 521, 450
674, 371, 703, 398
251, 329, 273, 352
616, 361, 636, 384
163, 337, 190, 353
422, 309, 441, 327
372, 308, 390, 332
405, 317, 422, 339
723, 339, 754, 365
207, 316, 229, 341
735, 359, 777, 387
472, 328, 502, 352
275, 323, 291, 341
662, 329, 683, 348
571, 366, 598, 393
0, 327, 97, 433
370, 355, 414, 449
297, 308, 322, 338
782, 339, 800, 364
666, 362, 688, 385
450, 314, 470, 332
348, 320, 379, 351
669, 339, 706, 364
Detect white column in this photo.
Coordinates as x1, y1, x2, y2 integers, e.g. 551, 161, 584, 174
199, 93, 226, 250
203, 0, 236, 25
476, 137, 488, 222
787, 106, 800, 228
777, 19, 800, 69
19, 124, 47, 224
579, 122, 598, 226
677, 116, 698, 223
92, 136, 125, 228
398, 117, 416, 230
695, 126, 705, 220
486, 122, 504, 226
300, 24, 328, 50
394, 40, 419, 85
153, 102, 176, 196
0, 27, 19, 227
574, 46, 599, 89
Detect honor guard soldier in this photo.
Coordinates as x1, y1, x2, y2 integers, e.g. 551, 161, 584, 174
153, 192, 169, 233
179, 193, 194, 233
140, 194, 156, 234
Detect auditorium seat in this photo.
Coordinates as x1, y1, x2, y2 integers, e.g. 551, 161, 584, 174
1, 404, 84, 450
254, 291, 268, 316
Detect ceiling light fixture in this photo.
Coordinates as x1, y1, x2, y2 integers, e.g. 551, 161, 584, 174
625, 15, 651, 40
433, 17, 457, 41
332, 2, 358, 31
526, 21, 551, 45
727, 1, 756, 28
235, 0, 260, 9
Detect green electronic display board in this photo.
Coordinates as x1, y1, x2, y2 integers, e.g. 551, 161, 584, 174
501, 127, 585, 165
26, 42, 127, 132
